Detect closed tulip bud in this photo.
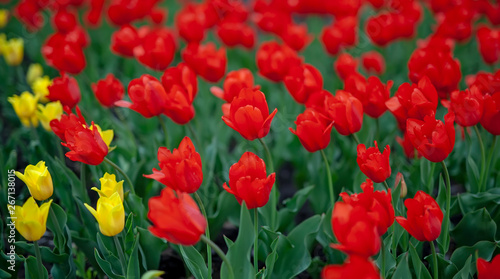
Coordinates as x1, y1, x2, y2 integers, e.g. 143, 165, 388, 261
477, 26, 500, 65
8, 91, 39, 127
26, 63, 43, 85
280, 23, 312, 52
217, 21, 256, 49
284, 64, 323, 104
92, 74, 124, 108
47, 73, 81, 110
357, 141, 391, 183
134, 27, 176, 71
396, 191, 443, 242
85, 193, 124, 236
394, 172, 407, 198
0, 9, 8, 28
91, 173, 124, 201
326, 90, 363, 136
290, 108, 334, 152
322, 256, 381, 279
37, 101, 63, 132
10, 198, 52, 241
111, 24, 140, 57
320, 17, 357, 56
32, 76, 52, 103
3, 37, 23, 66
345, 74, 392, 118
334, 53, 358, 81
481, 92, 500, 135
477, 254, 500, 279
223, 152, 276, 209
15, 161, 53, 201
161, 63, 198, 124
361, 51, 385, 75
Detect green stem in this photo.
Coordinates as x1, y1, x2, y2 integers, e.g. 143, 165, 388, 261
113, 235, 127, 276
352, 133, 361, 145
426, 162, 436, 194
440, 161, 451, 252
480, 135, 497, 192
383, 181, 390, 191
49, 208, 64, 251
320, 149, 335, 207
258, 138, 277, 230
80, 163, 90, 203
375, 118, 380, 142
474, 126, 486, 193
201, 235, 234, 279
33, 241, 45, 274
254, 208, 259, 276
158, 115, 170, 148
258, 138, 274, 172
187, 122, 202, 149
104, 157, 136, 195
430, 241, 438, 279
194, 192, 212, 278
381, 240, 386, 279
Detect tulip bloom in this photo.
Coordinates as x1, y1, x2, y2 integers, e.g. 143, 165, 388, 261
37, 101, 63, 132
41, 33, 87, 74
477, 254, 500, 279
222, 88, 278, 141
396, 191, 443, 242
115, 74, 167, 118
175, 3, 206, 43
326, 90, 363, 136
322, 256, 381, 279
15, 161, 53, 201
223, 152, 276, 209
361, 51, 385, 75
331, 201, 381, 257
161, 63, 198, 124
148, 187, 207, 245
91, 173, 124, 201
10, 198, 52, 242
279, 23, 312, 52
2, 37, 23, 66
8, 91, 39, 127
407, 113, 455, 163
133, 27, 176, 71
477, 26, 500, 65
481, 92, 500, 135
386, 76, 438, 130
334, 53, 358, 81
26, 63, 43, 85
211, 69, 257, 103
110, 24, 140, 57
289, 109, 334, 152
284, 64, 324, 104
92, 74, 124, 108
449, 87, 484, 127
47, 73, 81, 110
320, 17, 357, 56
217, 21, 255, 49
32, 76, 52, 102
256, 41, 302, 82
344, 74, 392, 118
85, 192, 124, 237
145, 137, 203, 193
357, 142, 391, 183
182, 42, 227, 83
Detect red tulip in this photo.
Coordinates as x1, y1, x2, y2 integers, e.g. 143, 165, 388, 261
326, 90, 363, 136
396, 191, 443, 242
284, 64, 324, 104
14, 0, 44, 31
42, 32, 87, 75
161, 63, 198, 124
52, 9, 77, 34
305, 90, 335, 117
289, 108, 334, 152
449, 86, 484, 127
47, 73, 81, 109
107, 0, 156, 26
357, 142, 391, 183
396, 134, 419, 159
481, 92, 500, 135
279, 23, 312, 52
92, 74, 124, 108
320, 16, 357, 56
210, 69, 257, 103
148, 187, 206, 246
176, 3, 206, 43
322, 256, 381, 279
331, 201, 381, 257
477, 254, 500, 279
329, 0, 362, 18
477, 25, 500, 65
386, 76, 438, 130
361, 51, 385, 75
256, 41, 302, 82
145, 137, 203, 193
86, 0, 104, 26
216, 21, 255, 49
465, 71, 500, 96
134, 27, 176, 71
111, 25, 140, 57
223, 152, 276, 209
115, 74, 167, 118
182, 42, 227, 83
344, 74, 392, 118
334, 53, 358, 81
434, 5, 474, 42
222, 88, 277, 141
406, 113, 456, 163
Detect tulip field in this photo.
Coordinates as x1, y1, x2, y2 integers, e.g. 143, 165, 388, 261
2, 0, 500, 278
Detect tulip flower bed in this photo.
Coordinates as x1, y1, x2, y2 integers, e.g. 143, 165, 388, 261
1, 0, 500, 278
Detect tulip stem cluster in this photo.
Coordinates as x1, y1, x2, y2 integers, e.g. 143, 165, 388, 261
113, 235, 127, 276
103, 157, 135, 195
200, 234, 234, 279
193, 192, 212, 276
430, 241, 438, 279
320, 149, 335, 207
382, 181, 390, 191
157, 115, 170, 148
33, 241, 44, 274
254, 208, 259, 276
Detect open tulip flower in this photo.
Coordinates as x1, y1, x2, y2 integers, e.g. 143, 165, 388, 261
15, 161, 53, 201
211, 68, 258, 103
85, 192, 125, 237
357, 141, 391, 183
10, 198, 52, 242
290, 108, 334, 152
477, 254, 500, 279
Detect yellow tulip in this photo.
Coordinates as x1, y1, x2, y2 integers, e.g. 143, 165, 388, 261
26, 63, 44, 85
91, 173, 124, 201
15, 161, 53, 201
32, 76, 52, 103
90, 123, 114, 147
8, 91, 39, 127
3, 37, 23, 66
10, 198, 52, 241
84, 192, 124, 237
37, 101, 63, 131
0, 10, 9, 29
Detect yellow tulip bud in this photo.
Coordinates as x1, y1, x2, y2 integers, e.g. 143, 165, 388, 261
10, 198, 52, 242
91, 173, 124, 201
90, 124, 114, 147
15, 161, 53, 201
8, 91, 39, 127
32, 76, 52, 103
37, 101, 63, 131
0, 10, 9, 29
3, 37, 23, 66
84, 192, 124, 237
27, 63, 44, 85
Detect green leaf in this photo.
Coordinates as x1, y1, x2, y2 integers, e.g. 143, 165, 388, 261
450, 241, 497, 271
96, 233, 122, 275
14, 242, 67, 264
124, 213, 135, 256
24, 256, 48, 279
126, 233, 140, 279
277, 185, 314, 231
94, 249, 125, 279
408, 243, 432, 279
391, 253, 410, 279
450, 208, 497, 246
437, 174, 450, 254
424, 253, 459, 279
465, 157, 480, 192
179, 245, 209, 279
221, 203, 255, 279
46, 203, 67, 252
376, 235, 396, 278
137, 227, 167, 270
452, 255, 472, 279
262, 236, 279, 278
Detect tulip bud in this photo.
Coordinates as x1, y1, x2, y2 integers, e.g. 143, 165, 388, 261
10, 198, 52, 241
0, 9, 9, 29
85, 193, 125, 236
26, 63, 43, 85
37, 101, 63, 132
15, 161, 53, 201
91, 173, 124, 201
8, 91, 39, 127
2, 37, 23, 66
32, 76, 52, 103
394, 172, 407, 198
